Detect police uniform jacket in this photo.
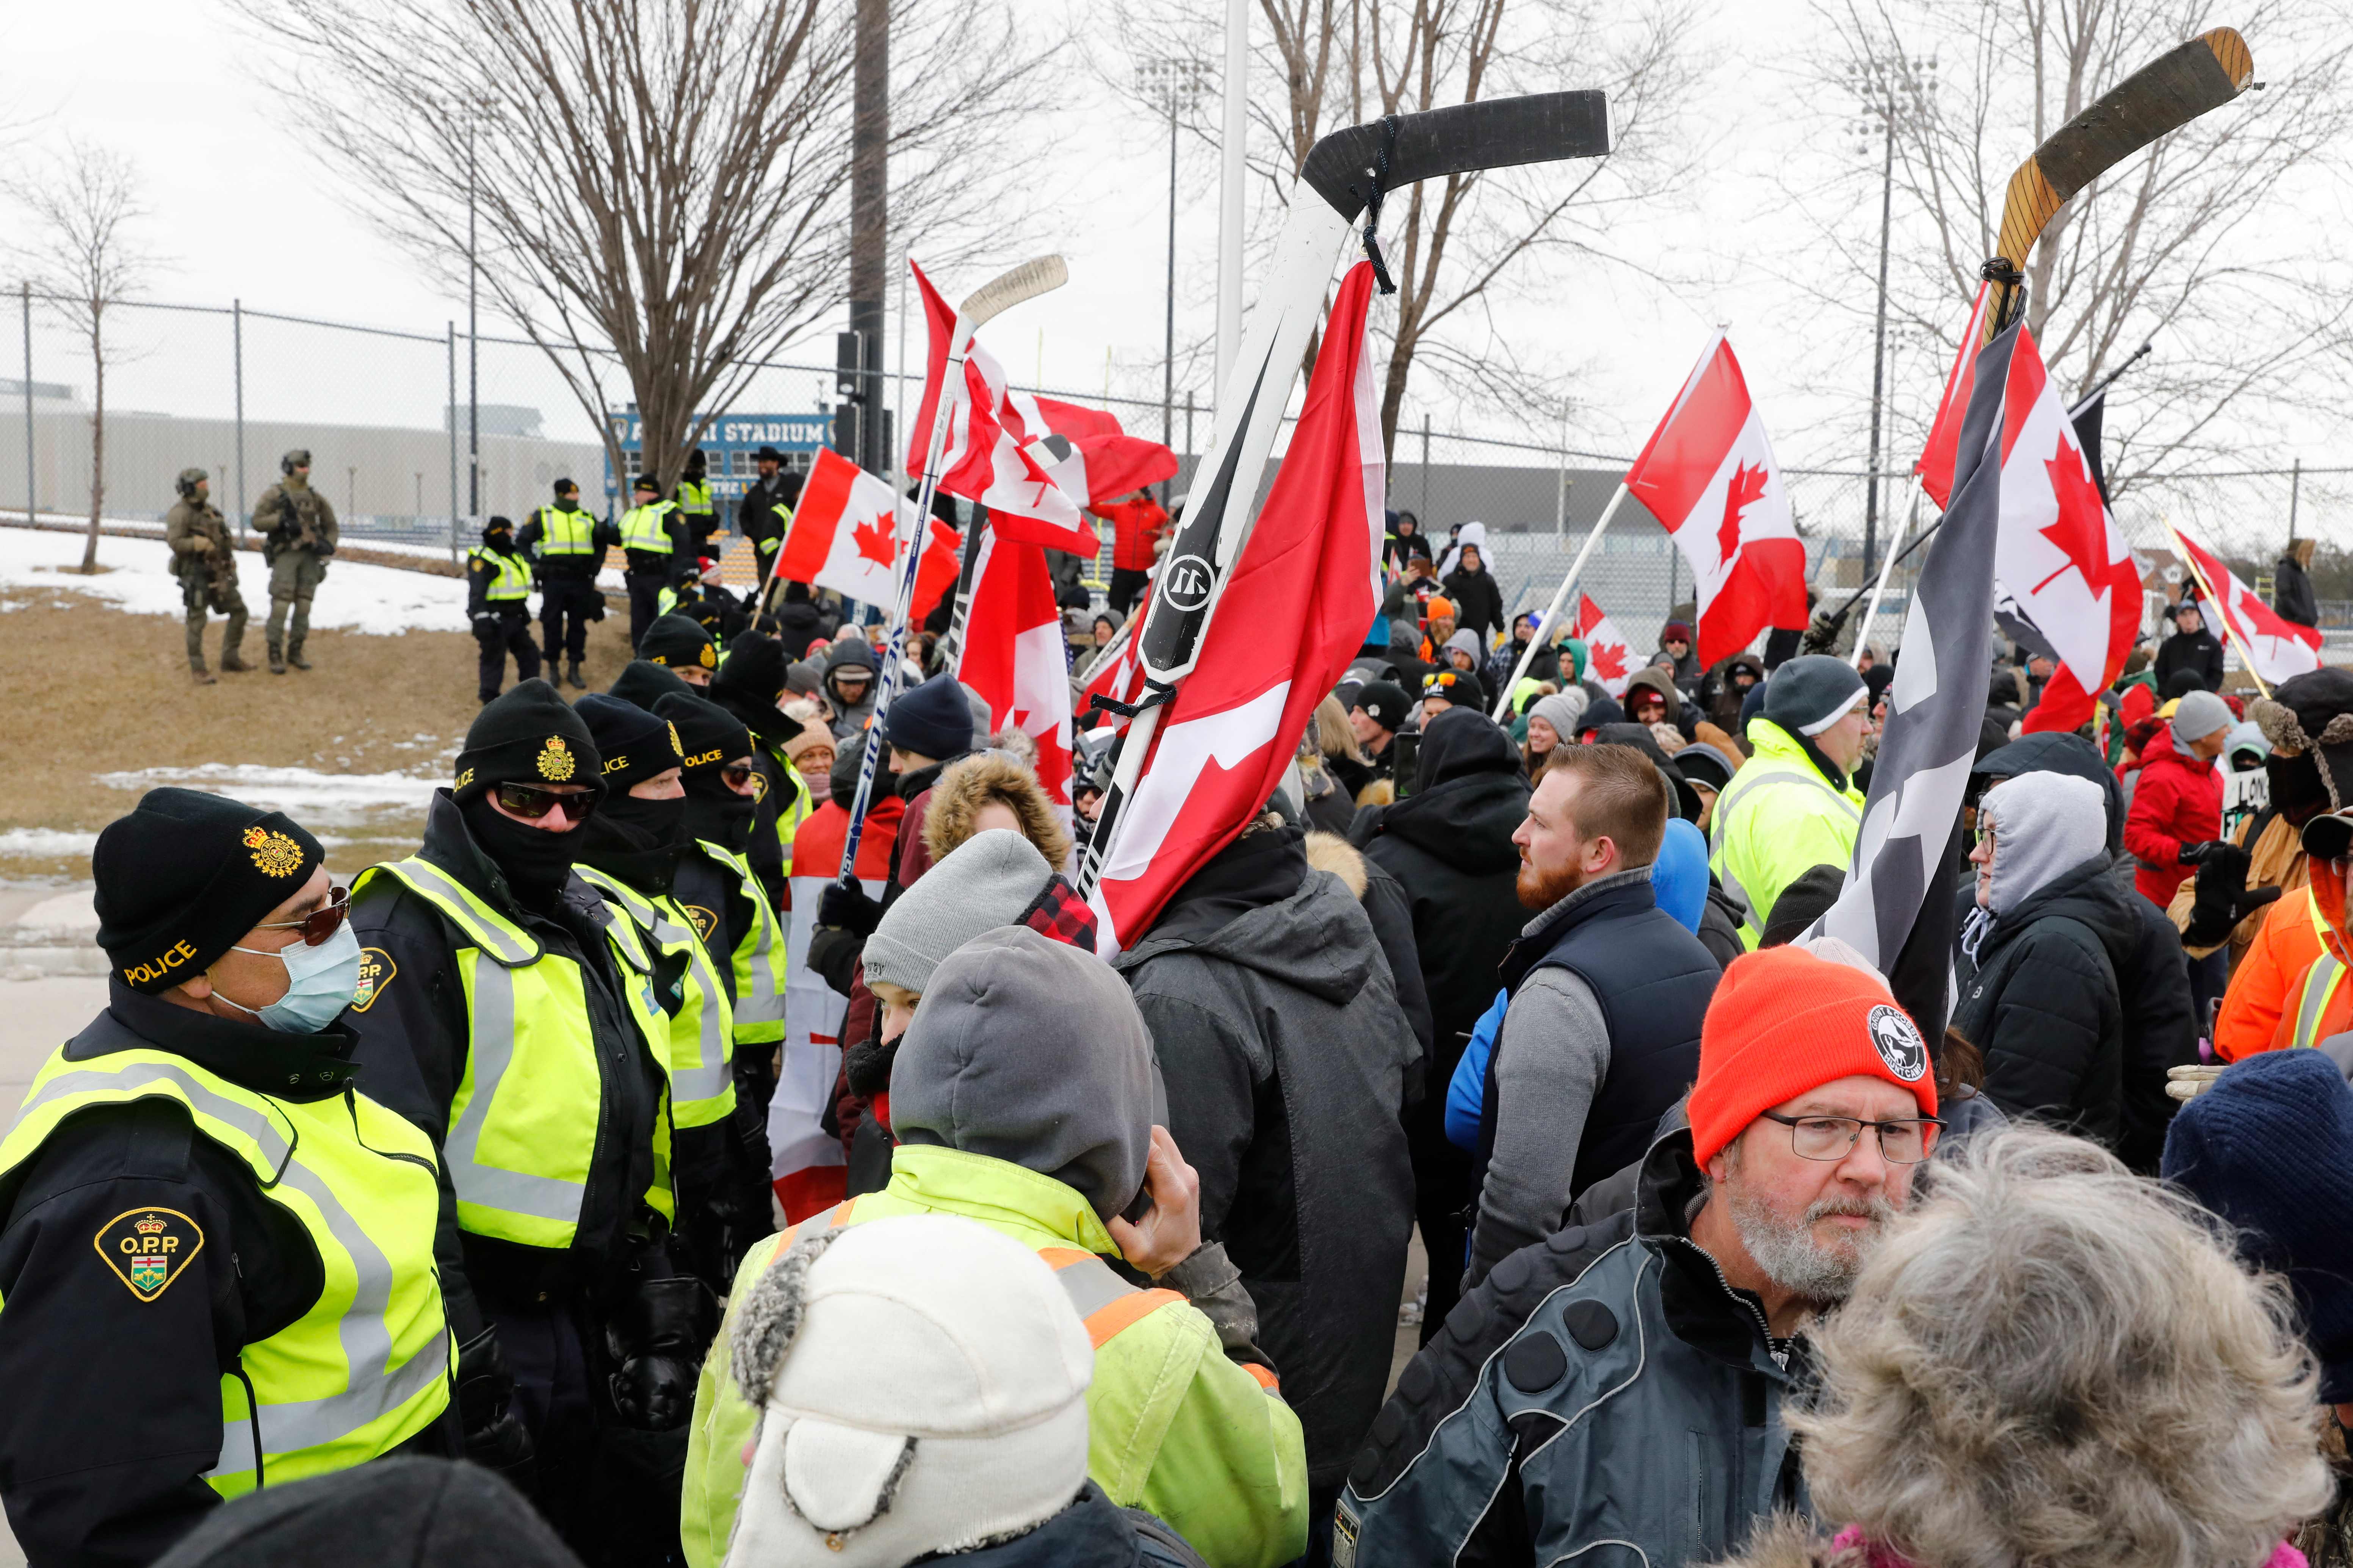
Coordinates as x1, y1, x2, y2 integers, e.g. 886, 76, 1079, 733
515, 507, 618, 583
0, 984, 458, 1566
343, 791, 670, 1315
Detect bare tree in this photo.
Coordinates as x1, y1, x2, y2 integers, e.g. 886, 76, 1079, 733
1102, 0, 1709, 456
234, 0, 1056, 497
5, 140, 151, 573
1782, 0, 2353, 498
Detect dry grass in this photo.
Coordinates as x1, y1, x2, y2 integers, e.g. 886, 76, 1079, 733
0, 583, 648, 875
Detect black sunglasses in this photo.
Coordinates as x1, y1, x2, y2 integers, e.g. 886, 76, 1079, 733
495, 781, 600, 823
254, 883, 351, 945
719, 762, 756, 789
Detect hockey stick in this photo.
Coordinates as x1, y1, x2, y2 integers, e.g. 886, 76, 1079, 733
1981, 28, 2252, 338
837, 255, 1068, 887
1075, 91, 1612, 898
1490, 483, 1628, 720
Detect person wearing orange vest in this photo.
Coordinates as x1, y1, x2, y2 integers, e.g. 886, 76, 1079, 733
684, 926, 1310, 1568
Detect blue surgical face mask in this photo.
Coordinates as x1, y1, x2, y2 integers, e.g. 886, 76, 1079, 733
218, 923, 363, 1034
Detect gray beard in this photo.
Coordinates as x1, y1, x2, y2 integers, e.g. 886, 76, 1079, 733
1725, 1179, 1895, 1309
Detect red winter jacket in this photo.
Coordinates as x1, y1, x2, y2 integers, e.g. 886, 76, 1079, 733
2123, 723, 2219, 907
1094, 494, 1170, 571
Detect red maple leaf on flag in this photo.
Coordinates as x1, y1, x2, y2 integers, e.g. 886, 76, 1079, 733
1589, 641, 1631, 683
2030, 435, 2111, 596
1717, 463, 1767, 566
851, 512, 896, 570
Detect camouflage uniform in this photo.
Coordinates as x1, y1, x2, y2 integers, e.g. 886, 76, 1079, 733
251, 474, 340, 669
164, 490, 250, 675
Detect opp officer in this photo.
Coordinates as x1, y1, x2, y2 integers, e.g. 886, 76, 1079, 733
516, 478, 614, 690
165, 468, 252, 684
674, 449, 719, 556
736, 445, 796, 587
251, 449, 340, 674
638, 612, 717, 689
468, 516, 541, 705
619, 474, 688, 653
0, 790, 456, 1564
343, 683, 705, 1563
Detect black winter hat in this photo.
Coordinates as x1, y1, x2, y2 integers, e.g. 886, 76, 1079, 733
825, 639, 878, 675
884, 673, 976, 763
1354, 681, 1411, 733
94, 789, 325, 994
574, 693, 685, 794
1759, 863, 1848, 948
480, 517, 513, 546
655, 692, 753, 777
609, 659, 696, 714
151, 1457, 582, 1568
716, 629, 787, 705
1762, 654, 1867, 736
829, 743, 867, 811
639, 613, 717, 674
454, 678, 602, 804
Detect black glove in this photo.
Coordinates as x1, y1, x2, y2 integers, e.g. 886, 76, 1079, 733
607, 1277, 709, 1432
818, 879, 884, 937
454, 1326, 535, 1471
2178, 839, 2223, 866
2183, 842, 2282, 948
805, 923, 865, 998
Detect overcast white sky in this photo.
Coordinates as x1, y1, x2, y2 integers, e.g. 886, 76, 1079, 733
13, 0, 2346, 487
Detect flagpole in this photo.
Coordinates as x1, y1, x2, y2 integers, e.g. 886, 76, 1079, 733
1490, 483, 1627, 721
2165, 515, 2273, 701
1849, 507, 1909, 670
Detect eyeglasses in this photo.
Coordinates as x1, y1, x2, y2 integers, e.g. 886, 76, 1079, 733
1758, 1111, 1944, 1164
254, 883, 351, 946
493, 781, 600, 823
719, 762, 756, 790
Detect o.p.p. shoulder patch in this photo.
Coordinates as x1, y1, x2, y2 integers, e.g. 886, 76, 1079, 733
681, 904, 720, 945
351, 947, 396, 1013
96, 1207, 204, 1301
1866, 1003, 1929, 1083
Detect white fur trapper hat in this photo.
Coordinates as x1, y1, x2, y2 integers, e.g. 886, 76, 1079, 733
722, 1214, 1095, 1567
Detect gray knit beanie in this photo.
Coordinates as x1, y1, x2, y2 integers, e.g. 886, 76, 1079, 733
2172, 688, 2234, 744
1527, 689, 1589, 738
862, 830, 1051, 997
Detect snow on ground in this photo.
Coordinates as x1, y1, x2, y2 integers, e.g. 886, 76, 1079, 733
94, 762, 440, 831
0, 829, 101, 859
0, 525, 470, 635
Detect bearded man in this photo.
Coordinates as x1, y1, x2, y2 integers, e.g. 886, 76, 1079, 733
1340, 942, 1938, 1565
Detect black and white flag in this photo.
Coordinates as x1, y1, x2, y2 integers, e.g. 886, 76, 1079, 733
1810, 321, 2019, 1032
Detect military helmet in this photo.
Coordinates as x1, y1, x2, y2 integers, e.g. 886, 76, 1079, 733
280, 448, 312, 475
175, 467, 209, 499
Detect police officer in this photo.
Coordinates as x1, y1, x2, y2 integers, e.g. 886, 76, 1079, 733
618, 474, 688, 653
165, 468, 252, 684
516, 478, 614, 690
674, 448, 718, 556
655, 692, 786, 1271
251, 449, 340, 674
638, 612, 717, 689
468, 516, 541, 705
343, 683, 705, 1562
0, 790, 456, 1563
736, 446, 797, 587
704, 630, 815, 909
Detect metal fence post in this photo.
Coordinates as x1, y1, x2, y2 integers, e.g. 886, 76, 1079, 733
21, 282, 33, 524
446, 322, 460, 565
1420, 413, 1431, 522
232, 299, 246, 529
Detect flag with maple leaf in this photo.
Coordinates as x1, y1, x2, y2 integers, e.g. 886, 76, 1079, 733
1572, 592, 1637, 698
1913, 282, 1995, 510
1077, 610, 1146, 735
955, 528, 1076, 811
1622, 333, 1809, 667
1086, 261, 1387, 955
2170, 518, 2324, 687
774, 448, 928, 607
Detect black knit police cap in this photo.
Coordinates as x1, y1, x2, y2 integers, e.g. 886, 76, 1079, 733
93, 788, 325, 993
655, 692, 753, 777
640, 615, 717, 674
574, 693, 686, 794
454, 678, 603, 803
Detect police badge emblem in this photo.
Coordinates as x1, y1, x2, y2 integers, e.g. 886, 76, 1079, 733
96, 1208, 204, 1301
537, 736, 577, 781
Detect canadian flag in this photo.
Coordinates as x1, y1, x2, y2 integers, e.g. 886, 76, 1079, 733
955, 530, 1076, 814
1623, 334, 1808, 667
773, 448, 929, 606
1087, 262, 1386, 954
1986, 327, 2142, 735
1914, 283, 1997, 511
1078, 612, 1146, 734
2171, 518, 2324, 687
908, 264, 1172, 555
1572, 593, 1637, 698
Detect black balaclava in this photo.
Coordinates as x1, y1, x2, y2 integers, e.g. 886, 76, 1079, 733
573, 693, 691, 893
656, 692, 757, 854
451, 679, 603, 905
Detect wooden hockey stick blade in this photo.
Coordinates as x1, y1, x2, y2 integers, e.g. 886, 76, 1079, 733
960, 255, 1068, 330
1298, 92, 1611, 221
1984, 28, 2252, 336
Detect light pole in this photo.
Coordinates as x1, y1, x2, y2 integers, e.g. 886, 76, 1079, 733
467, 110, 479, 523
1137, 58, 1210, 498
1846, 52, 1934, 584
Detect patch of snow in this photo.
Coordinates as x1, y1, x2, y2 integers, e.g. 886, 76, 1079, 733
96, 764, 440, 830
0, 829, 100, 858
17, 889, 97, 931
0, 525, 470, 635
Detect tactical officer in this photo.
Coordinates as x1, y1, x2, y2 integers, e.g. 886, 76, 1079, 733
468, 516, 541, 705
343, 683, 705, 1563
638, 612, 717, 689
516, 478, 614, 689
655, 692, 786, 1269
251, 449, 340, 674
618, 474, 688, 652
736, 446, 797, 587
0, 790, 456, 1563
164, 468, 251, 684
570, 695, 757, 1294
703, 630, 814, 910
674, 448, 719, 555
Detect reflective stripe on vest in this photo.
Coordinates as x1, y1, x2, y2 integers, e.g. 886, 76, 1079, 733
0, 1049, 451, 1494
537, 506, 597, 556
468, 546, 531, 601
621, 501, 677, 554
579, 866, 737, 1127
700, 841, 787, 1041
677, 479, 713, 515
2290, 894, 2348, 1049
1708, 756, 1861, 938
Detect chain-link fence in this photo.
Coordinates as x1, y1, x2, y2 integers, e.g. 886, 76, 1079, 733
3, 286, 2343, 656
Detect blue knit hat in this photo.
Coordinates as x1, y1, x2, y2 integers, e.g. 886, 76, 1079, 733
2162, 1048, 2353, 1402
